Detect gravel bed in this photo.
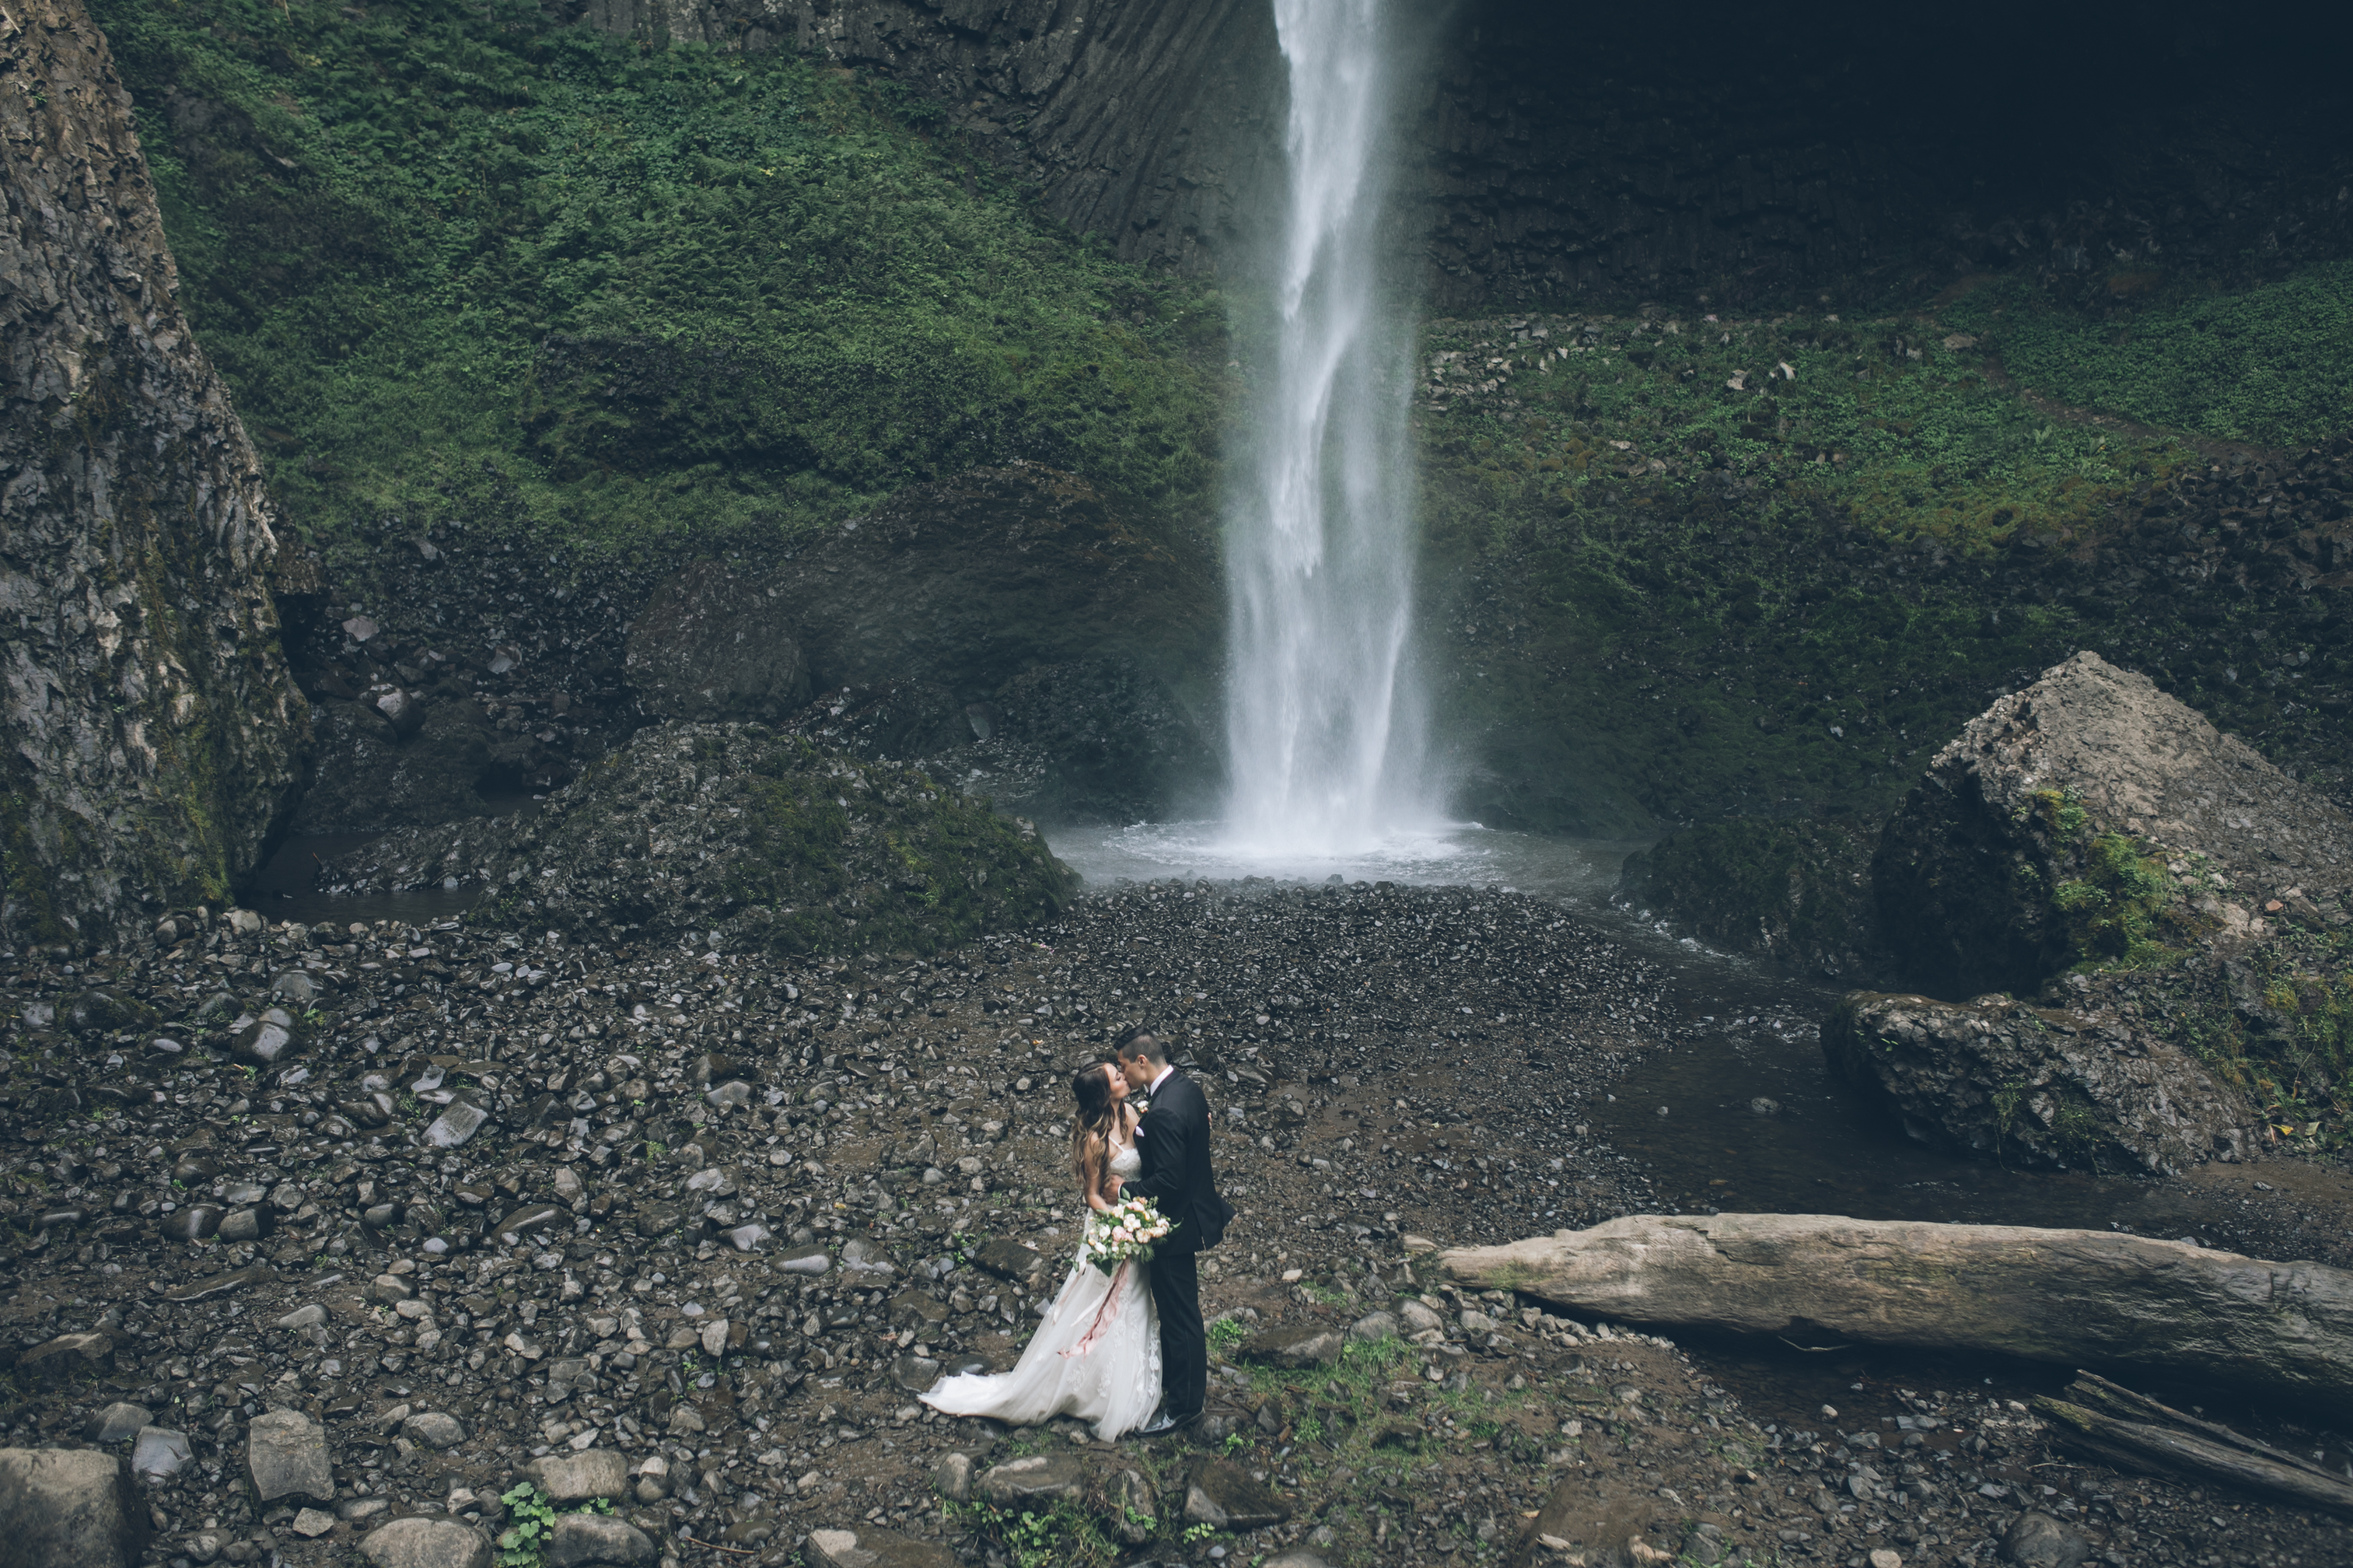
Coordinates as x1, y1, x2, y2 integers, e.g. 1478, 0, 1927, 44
0, 882, 2344, 1568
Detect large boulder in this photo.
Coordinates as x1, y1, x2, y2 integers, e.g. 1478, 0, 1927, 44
625, 559, 810, 723
325, 722, 1076, 955
1874, 650, 2353, 1000
0, 0, 307, 951
0, 1448, 149, 1567
1825, 990, 2257, 1173
1851, 651, 2353, 1167
1441, 1214, 2353, 1406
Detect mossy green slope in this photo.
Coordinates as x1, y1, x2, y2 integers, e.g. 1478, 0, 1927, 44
95, 0, 1226, 561
1415, 299, 2353, 840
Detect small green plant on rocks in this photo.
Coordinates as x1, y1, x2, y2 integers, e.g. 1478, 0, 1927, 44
496, 1482, 558, 1568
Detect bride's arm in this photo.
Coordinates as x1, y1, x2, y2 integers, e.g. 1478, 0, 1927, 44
1079, 1134, 1119, 1214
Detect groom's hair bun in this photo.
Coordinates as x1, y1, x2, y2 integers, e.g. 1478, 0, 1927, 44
1113, 1025, 1168, 1063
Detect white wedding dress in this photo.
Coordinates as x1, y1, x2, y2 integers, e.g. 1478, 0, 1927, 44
920, 1143, 1163, 1440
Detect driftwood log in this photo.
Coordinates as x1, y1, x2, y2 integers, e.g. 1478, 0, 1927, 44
2035, 1372, 2353, 1517
1440, 1214, 2353, 1406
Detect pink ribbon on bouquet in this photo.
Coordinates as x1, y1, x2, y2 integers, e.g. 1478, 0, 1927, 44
1058, 1263, 1127, 1360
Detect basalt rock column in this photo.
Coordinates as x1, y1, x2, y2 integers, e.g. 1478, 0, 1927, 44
0, 0, 307, 947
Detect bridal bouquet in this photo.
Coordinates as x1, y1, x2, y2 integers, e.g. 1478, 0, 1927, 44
1079, 1195, 1175, 1275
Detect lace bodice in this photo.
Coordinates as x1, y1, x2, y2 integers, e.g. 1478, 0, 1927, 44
1109, 1143, 1141, 1180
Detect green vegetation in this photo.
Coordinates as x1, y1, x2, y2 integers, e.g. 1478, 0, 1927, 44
96, 0, 1226, 562
1945, 265, 2353, 449
1413, 295, 2352, 835
2174, 924, 2353, 1157
495, 1482, 558, 1567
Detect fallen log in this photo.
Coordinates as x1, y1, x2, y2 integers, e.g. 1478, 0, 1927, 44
2035, 1372, 2353, 1517
1440, 1214, 2353, 1406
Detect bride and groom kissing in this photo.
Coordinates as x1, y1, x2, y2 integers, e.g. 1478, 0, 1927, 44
921, 1025, 1236, 1440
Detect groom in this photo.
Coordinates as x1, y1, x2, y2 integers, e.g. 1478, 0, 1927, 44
1115, 1025, 1234, 1436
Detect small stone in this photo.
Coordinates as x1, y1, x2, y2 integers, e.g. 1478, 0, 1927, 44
1749, 1097, 1781, 1117
274, 1304, 328, 1331
424, 1102, 489, 1148
0, 1447, 148, 1567
359, 1516, 493, 1568
2000, 1511, 2090, 1568
1458, 1309, 1498, 1336
704, 1080, 754, 1110
83, 1403, 152, 1444
803, 1526, 955, 1568
1110, 1468, 1156, 1545
229, 1006, 301, 1068
931, 1452, 973, 1503
525, 1449, 629, 1504
18, 1332, 115, 1387
492, 1202, 566, 1245
1239, 1324, 1343, 1368
840, 1237, 893, 1276
1348, 1311, 1397, 1342
218, 1208, 271, 1243
553, 1167, 585, 1204
699, 1318, 730, 1357
1183, 1458, 1289, 1530
399, 1411, 466, 1449
1261, 1554, 1335, 1568
130, 1427, 191, 1483
246, 1408, 334, 1506
546, 1511, 656, 1567
890, 1355, 941, 1392
774, 1243, 831, 1275
293, 1507, 338, 1539
1868, 1550, 1905, 1568
724, 1222, 770, 1251
976, 1452, 1088, 1506
270, 970, 324, 1008
1398, 1300, 1444, 1334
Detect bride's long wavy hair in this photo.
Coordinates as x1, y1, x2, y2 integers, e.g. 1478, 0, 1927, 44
1068, 1061, 1119, 1182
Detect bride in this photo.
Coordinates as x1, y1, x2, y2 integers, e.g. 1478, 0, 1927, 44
919, 1061, 1162, 1439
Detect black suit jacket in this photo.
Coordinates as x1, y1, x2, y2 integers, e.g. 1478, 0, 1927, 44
1130, 1069, 1233, 1256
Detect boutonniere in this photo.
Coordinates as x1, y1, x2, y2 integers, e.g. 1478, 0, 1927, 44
1133, 1094, 1152, 1114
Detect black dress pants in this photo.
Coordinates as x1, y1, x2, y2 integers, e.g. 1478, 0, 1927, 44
1150, 1249, 1206, 1420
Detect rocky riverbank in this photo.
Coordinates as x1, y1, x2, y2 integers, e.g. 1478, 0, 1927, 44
2, 884, 2349, 1568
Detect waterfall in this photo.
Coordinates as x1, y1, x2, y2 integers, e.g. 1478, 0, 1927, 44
1221, 0, 1433, 856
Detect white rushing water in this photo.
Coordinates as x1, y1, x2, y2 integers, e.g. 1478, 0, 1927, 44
1221, 0, 1434, 857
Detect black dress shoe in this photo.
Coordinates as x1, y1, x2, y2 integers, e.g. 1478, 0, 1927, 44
1134, 1407, 1198, 1437
1135, 1408, 1200, 1438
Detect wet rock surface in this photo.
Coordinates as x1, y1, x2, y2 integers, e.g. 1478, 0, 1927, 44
624, 561, 811, 724
0, 0, 307, 950
0, 881, 2343, 1568
1824, 991, 2258, 1174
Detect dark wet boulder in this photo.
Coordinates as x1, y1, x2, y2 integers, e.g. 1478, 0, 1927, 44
1824, 989, 2255, 1173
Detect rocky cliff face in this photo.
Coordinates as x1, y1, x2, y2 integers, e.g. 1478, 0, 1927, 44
566, 1, 2353, 310
555, 0, 1286, 278
0, 0, 305, 949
